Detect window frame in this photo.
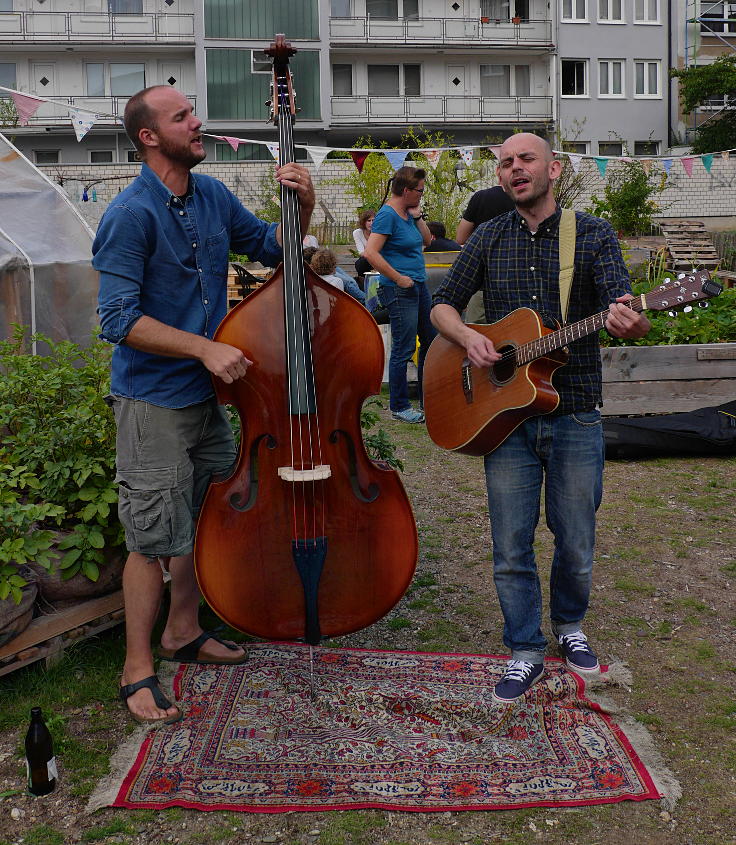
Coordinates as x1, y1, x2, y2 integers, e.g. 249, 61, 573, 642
597, 0, 624, 23
633, 59, 660, 98
89, 150, 114, 163
332, 63, 353, 96
598, 59, 625, 98
34, 150, 60, 165
560, 59, 589, 97
561, 0, 588, 22
598, 141, 623, 157
633, 0, 659, 23
480, 63, 531, 97
0, 61, 16, 90
564, 141, 589, 154
366, 63, 422, 97
251, 50, 272, 75
633, 140, 660, 156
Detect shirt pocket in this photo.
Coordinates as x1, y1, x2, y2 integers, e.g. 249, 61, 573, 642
206, 228, 230, 281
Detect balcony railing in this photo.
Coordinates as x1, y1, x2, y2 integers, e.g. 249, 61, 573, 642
0, 11, 194, 41
4, 95, 196, 126
330, 16, 552, 45
330, 95, 552, 124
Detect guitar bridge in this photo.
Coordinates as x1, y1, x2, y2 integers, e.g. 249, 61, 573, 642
461, 358, 473, 404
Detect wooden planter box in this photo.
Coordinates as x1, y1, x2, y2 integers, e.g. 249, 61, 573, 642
601, 342, 736, 416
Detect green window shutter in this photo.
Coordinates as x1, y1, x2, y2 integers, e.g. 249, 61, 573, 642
207, 49, 321, 121
205, 0, 318, 39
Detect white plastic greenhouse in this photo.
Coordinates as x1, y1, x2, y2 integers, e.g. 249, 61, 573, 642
0, 132, 98, 348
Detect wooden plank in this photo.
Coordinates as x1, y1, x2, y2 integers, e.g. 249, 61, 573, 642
601, 344, 736, 382
0, 590, 124, 661
601, 378, 735, 416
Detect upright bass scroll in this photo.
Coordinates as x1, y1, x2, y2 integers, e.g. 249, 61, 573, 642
193, 34, 418, 646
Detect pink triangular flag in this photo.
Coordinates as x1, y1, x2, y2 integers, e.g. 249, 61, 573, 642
488, 145, 503, 160
10, 91, 44, 125
423, 149, 442, 169
681, 156, 694, 177
567, 153, 583, 173
221, 136, 242, 152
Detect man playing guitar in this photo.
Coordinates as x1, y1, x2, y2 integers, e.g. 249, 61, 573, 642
430, 133, 651, 703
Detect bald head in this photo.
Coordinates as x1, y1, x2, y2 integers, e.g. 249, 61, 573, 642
498, 133, 554, 165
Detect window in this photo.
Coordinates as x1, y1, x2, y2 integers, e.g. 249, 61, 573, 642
634, 0, 658, 22
0, 62, 16, 89
110, 64, 145, 96
108, 0, 143, 13
599, 60, 624, 96
0, 1, 12, 13
332, 64, 353, 96
34, 150, 60, 165
331, 0, 352, 16
515, 65, 530, 96
561, 60, 587, 96
564, 141, 589, 154
367, 64, 420, 96
481, 0, 529, 18
85, 63, 105, 97
562, 0, 587, 20
634, 140, 659, 155
251, 50, 271, 74
126, 149, 140, 162
366, 0, 418, 18
700, 3, 736, 34
634, 60, 659, 96
598, 0, 623, 21
90, 150, 114, 163
480, 64, 530, 97
599, 141, 623, 156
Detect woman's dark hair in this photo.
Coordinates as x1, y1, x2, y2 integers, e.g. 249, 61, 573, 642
358, 209, 376, 230
390, 166, 426, 196
302, 246, 318, 263
311, 247, 338, 276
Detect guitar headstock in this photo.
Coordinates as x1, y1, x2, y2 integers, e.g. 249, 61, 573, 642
643, 270, 722, 313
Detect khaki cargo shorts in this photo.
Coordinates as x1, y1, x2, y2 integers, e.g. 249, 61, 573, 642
107, 396, 237, 558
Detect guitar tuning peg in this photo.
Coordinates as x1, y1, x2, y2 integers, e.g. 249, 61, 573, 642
668, 311, 676, 317
698, 301, 709, 308
683, 305, 693, 313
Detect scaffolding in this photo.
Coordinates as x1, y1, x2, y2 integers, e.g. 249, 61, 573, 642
684, 1, 736, 143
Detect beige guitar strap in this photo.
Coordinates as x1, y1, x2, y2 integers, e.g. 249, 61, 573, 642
558, 207, 576, 323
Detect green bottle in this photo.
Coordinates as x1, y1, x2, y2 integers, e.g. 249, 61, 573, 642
24, 708, 57, 796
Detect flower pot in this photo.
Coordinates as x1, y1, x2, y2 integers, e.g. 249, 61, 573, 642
512, 16, 522, 24
480, 16, 489, 23
0, 569, 37, 648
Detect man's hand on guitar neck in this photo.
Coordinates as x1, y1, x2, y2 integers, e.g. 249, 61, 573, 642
431, 303, 502, 368
605, 294, 652, 340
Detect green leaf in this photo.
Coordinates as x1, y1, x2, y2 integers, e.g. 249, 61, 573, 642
88, 530, 105, 549
59, 548, 82, 568
82, 560, 100, 582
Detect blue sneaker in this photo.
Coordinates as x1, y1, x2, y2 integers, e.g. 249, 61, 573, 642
392, 407, 425, 423
492, 660, 545, 703
557, 631, 600, 675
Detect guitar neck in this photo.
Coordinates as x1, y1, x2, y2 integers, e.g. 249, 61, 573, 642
516, 296, 644, 365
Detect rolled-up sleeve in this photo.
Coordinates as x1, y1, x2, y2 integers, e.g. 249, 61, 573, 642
93, 205, 148, 344
228, 192, 282, 268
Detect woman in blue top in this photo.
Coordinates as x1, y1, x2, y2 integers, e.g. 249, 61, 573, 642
363, 167, 437, 423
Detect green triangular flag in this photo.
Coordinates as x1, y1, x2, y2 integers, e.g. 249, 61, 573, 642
594, 157, 608, 177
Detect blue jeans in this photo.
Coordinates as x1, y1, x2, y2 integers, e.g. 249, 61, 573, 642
483, 411, 604, 663
378, 282, 437, 412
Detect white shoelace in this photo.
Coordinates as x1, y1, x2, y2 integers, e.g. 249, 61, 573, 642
560, 631, 589, 652
502, 660, 537, 681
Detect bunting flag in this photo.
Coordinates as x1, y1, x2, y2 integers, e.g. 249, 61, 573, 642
641, 159, 652, 175
459, 146, 474, 166
265, 142, 280, 162
70, 109, 96, 142
701, 153, 714, 173
350, 151, 369, 173
594, 157, 608, 177
423, 149, 442, 169
723, 150, 730, 161
216, 135, 242, 152
306, 146, 331, 170
567, 153, 583, 173
384, 149, 408, 171
9, 91, 44, 125
662, 158, 673, 176
488, 145, 503, 160
681, 156, 694, 177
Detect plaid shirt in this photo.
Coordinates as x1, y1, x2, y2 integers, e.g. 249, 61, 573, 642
432, 207, 631, 414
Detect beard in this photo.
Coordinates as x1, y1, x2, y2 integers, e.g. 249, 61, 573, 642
157, 133, 206, 169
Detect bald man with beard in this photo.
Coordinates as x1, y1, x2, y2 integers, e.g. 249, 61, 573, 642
431, 133, 651, 703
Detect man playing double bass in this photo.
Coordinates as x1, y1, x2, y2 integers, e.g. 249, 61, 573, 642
431, 134, 651, 703
94, 86, 315, 724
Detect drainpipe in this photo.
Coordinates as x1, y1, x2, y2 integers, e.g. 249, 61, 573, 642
667, 0, 673, 149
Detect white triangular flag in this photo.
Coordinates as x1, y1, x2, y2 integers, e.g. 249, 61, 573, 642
306, 146, 331, 170
567, 153, 583, 173
459, 147, 474, 166
70, 109, 96, 142
423, 149, 442, 169
265, 142, 280, 162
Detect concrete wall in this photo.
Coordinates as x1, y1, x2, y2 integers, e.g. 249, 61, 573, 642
41, 156, 736, 232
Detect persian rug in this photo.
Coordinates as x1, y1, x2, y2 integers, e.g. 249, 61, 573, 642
89, 643, 679, 813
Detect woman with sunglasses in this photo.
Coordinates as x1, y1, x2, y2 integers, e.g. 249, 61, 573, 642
363, 166, 436, 424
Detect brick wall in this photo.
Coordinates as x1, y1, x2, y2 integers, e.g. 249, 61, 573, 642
42, 157, 736, 232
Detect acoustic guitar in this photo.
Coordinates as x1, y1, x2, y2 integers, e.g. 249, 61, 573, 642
423, 271, 722, 457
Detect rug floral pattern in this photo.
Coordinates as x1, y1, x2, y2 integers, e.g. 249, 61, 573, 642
113, 644, 660, 812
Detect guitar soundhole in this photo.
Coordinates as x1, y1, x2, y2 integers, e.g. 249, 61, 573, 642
489, 344, 517, 386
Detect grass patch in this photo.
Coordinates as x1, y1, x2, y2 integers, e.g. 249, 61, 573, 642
386, 617, 412, 631
22, 825, 65, 845
81, 818, 137, 842
613, 576, 655, 596
319, 810, 387, 845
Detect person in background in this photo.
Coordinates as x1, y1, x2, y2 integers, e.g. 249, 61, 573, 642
455, 184, 514, 245
304, 246, 365, 304
94, 85, 315, 726
353, 209, 376, 279
424, 221, 461, 252
310, 247, 344, 291
363, 166, 437, 424
303, 233, 319, 249
431, 133, 650, 704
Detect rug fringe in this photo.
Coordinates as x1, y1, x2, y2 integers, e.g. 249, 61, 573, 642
585, 665, 682, 812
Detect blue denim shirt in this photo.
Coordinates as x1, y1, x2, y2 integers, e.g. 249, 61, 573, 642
94, 163, 281, 408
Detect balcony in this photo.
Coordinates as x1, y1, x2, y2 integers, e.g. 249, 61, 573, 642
4, 95, 196, 127
329, 16, 552, 47
0, 12, 194, 42
330, 95, 552, 125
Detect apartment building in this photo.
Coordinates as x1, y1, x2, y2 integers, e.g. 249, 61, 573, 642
0, 0, 672, 165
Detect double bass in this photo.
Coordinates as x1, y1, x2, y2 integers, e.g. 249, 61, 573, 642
194, 35, 417, 646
